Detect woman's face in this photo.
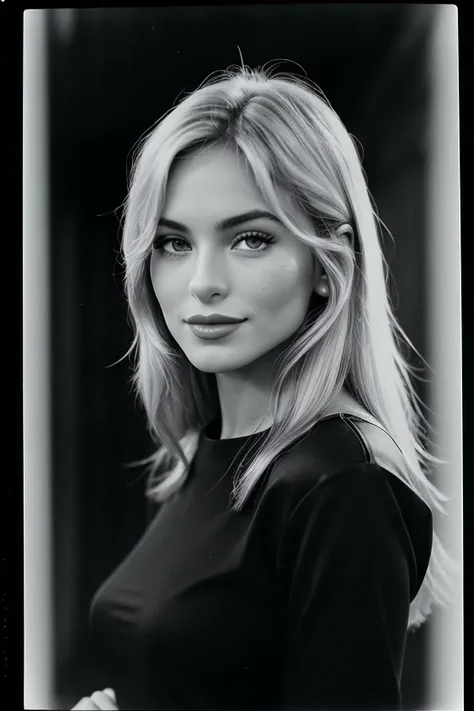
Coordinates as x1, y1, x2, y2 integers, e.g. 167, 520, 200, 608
149, 144, 323, 374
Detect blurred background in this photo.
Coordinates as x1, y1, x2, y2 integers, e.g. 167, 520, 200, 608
23, 4, 461, 710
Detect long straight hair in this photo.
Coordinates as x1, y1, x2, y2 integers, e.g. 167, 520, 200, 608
120, 64, 456, 629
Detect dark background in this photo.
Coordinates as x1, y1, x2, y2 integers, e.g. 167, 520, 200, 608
45, 5, 438, 708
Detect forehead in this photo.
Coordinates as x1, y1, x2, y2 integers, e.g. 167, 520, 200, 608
163, 144, 265, 214
161, 144, 309, 229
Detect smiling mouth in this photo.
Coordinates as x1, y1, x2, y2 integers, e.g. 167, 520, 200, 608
186, 321, 244, 340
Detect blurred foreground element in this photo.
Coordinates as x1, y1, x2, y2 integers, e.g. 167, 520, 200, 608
425, 6, 462, 710
23, 9, 54, 710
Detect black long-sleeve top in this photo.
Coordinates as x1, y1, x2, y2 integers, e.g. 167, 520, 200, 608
89, 413, 433, 711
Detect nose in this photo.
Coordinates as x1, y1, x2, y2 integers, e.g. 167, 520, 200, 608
188, 250, 230, 303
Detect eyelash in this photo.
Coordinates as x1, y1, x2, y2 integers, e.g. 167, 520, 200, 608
152, 231, 276, 258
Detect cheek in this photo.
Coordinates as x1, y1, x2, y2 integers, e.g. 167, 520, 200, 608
252, 259, 312, 313
149, 260, 179, 314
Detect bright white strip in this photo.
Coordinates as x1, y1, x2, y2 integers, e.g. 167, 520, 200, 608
23, 9, 54, 709
425, 5, 463, 711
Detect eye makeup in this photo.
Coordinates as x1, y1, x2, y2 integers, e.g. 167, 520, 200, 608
152, 230, 276, 258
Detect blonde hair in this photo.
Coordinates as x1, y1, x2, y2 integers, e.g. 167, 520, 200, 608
120, 63, 456, 629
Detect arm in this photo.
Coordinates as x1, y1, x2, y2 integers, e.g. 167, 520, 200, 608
278, 462, 427, 711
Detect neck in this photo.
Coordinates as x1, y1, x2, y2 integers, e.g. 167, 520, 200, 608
214, 374, 370, 441
212, 333, 372, 439
215, 353, 279, 440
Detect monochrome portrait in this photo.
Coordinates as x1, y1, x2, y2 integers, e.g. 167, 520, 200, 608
23, 5, 462, 710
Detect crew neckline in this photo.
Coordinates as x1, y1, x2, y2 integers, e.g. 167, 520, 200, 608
206, 416, 272, 441
199, 412, 350, 459
196, 415, 272, 459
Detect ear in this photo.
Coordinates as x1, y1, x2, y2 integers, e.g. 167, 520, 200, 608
335, 223, 354, 248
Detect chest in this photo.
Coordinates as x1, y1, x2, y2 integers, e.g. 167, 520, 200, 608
91, 477, 284, 679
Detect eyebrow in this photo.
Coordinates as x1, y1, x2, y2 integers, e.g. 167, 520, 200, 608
157, 210, 282, 233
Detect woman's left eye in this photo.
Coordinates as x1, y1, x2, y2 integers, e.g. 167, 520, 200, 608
232, 231, 275, 252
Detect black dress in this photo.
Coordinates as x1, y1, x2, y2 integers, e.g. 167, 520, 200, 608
89, 413, 433, 710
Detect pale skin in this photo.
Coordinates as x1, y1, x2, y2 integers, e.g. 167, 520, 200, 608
150, 143, 356, 437
73, 145, 358, 709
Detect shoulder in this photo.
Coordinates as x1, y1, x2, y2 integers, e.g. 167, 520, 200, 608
265, 413, 374, 491
255, 413, 382, 515
265, 413, 425, 499
264, 413, 433, 527
258, 414, 433, 599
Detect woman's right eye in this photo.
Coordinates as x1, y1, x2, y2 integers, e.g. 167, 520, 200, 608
153, 236, 191, 254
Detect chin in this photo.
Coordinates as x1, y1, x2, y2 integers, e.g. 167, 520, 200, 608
184, 350, 263, 375
187, 358, 250, 374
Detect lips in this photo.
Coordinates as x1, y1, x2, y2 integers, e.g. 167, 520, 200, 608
185, 314, 246, 325
186, 321, 244, 341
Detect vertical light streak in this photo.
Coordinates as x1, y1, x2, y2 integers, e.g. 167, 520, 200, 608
23, 9, 53, 710
425, 5, 462, 711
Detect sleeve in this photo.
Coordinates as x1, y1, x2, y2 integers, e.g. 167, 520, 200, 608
278, 462, 420, 711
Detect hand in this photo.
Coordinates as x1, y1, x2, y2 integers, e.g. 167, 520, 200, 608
71, 687, 118, 710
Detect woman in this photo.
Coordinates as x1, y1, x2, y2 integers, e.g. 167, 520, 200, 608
73, 64, 454, 710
